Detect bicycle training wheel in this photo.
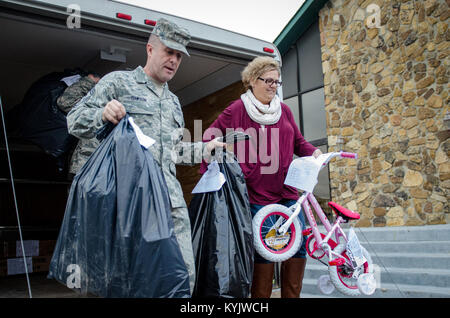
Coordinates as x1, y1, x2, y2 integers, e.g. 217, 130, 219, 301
252, 204, 302, 263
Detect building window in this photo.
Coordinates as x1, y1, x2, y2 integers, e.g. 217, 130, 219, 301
281, 20, 329, 201
301, 87, 327, 146
297, 20, 324, 93
283, 96, 300, 130
280, 48, 298, 99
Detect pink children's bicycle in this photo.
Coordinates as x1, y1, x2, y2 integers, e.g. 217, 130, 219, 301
252, 152, 376, 296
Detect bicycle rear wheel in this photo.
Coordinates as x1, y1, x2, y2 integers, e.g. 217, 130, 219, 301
252, 204, 302, 263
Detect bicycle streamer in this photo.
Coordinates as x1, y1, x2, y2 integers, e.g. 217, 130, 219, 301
0, 96, 33, 298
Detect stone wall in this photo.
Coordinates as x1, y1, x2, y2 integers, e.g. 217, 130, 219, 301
318, 0, 449, 226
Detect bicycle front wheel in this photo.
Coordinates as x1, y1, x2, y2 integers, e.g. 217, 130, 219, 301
252, 204, 302, 263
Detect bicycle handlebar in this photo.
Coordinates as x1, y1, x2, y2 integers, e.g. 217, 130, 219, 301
319, 152, 358, 169
340, 152, 358, 159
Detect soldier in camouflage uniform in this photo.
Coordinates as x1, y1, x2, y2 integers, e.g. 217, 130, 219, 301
57, 74, 101, 175
67, 18, 224, 294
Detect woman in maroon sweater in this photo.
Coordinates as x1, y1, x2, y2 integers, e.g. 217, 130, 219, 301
202, 56, 321, 298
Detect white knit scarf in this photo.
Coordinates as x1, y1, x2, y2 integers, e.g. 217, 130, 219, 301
241, 89, 282, 126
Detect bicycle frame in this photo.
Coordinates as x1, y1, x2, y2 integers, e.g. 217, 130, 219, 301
278, 152, 355, 247
279, 192, 347, 252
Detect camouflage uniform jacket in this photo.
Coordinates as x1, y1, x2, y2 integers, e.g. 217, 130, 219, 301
57, 76, 100, 175
57, 76, 96, 114
67, 66, 204, 208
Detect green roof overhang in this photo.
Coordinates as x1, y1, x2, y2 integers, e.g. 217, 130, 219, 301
274, 0, 329, 55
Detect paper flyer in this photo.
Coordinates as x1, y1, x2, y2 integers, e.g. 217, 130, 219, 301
284, 153, 335, 192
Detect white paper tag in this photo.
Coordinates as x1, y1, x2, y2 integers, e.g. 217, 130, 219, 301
284, 157, 319, 192
346, 228, 367, 267
192, 161, 226, 193
284, 153, 335, 192
61, 74, 82, 86
128, 117, 155, 149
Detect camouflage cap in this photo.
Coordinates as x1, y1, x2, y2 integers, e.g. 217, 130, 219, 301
152, 18, 191, 56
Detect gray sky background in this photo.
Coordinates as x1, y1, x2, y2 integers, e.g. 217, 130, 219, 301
118, 0, 306, 42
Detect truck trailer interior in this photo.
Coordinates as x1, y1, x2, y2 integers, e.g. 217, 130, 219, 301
0, 2, 278, 297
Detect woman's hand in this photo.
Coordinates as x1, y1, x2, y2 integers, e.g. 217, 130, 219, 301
312, 149, 323, 158
205, 138, 227, 155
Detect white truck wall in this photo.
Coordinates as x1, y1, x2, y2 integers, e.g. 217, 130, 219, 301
0, 0, 282, 110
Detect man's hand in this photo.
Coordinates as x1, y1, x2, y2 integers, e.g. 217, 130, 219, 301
102, 99, 126, 124
88, 74, 101, 83
312, 149, 323, 158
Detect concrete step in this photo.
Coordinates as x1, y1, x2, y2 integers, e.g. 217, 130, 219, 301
300, 292, 332, 298
378, 267, 450, 288
360, 241, 450, 254
300, 278, 450, 298
345, 224, 450, 242
303, 263, 450, 288
369, 252, 450, 269
294, 224, 450, 298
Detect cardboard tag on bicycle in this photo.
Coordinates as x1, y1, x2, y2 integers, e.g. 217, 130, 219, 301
346, 228, 367, 267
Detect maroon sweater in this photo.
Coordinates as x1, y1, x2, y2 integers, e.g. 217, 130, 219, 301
200, 99, 317, 205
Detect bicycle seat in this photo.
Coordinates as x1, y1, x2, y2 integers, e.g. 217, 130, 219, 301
328, 202, 360, 221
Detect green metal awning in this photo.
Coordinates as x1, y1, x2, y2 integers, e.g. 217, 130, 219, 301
274, 0, 329, 55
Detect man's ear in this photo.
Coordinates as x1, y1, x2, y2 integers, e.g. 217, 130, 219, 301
146, 43, 153, 58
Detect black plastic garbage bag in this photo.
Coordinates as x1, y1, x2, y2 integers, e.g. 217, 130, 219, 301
48, 115, 190, 298
189, 152, 253, 298
6, 71, 81, 169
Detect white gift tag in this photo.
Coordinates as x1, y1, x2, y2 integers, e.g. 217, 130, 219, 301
192, 161, 226, 193
128, 117, 155, 149
61, 74, 82, 86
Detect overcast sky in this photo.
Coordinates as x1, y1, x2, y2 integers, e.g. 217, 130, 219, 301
118, 0, 306, 42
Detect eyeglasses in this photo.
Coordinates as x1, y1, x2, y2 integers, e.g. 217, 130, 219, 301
257, 77, 282, 87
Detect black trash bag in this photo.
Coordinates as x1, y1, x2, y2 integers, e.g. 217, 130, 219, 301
189, 152, 253, 298
48, 115, 191, 298
6, 70, 81, 170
